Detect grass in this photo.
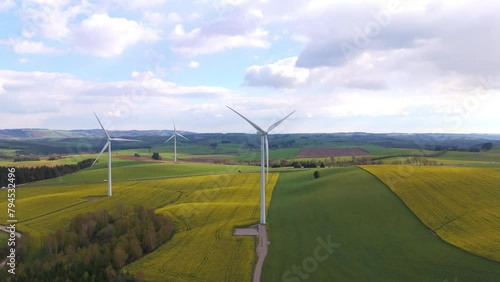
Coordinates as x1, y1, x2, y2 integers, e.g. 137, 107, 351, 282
362, 165, 500, 263
262, 167, 500, 281
0, 231, 8, 246
28, 161, 260, 186
435, 150, 500, 163
0, 173, 278, 282
0, 154, 97, 168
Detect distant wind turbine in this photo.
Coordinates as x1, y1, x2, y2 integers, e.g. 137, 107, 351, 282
164, 120, 189, 163
227, 106, 295, 224
92, 112, 139, 196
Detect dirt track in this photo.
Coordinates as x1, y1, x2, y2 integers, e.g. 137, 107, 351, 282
234, 224, 269, 282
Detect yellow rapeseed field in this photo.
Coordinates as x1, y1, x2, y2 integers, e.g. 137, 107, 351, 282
125, 172, 278, 281
361, 165, 500, 262
0, 172, 278, 281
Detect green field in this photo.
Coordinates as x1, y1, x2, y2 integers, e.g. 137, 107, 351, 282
435, 150, 500, 163
262, 167, 500, 281
0, 153, 97, 167
0, 231, 8, 246
29, 160, 261, 186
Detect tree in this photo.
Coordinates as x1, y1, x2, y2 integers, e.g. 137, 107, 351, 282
152, 152, 162, 160
313, 170, 320, 179
113, 246, 128, 268
481, 142, 493, 151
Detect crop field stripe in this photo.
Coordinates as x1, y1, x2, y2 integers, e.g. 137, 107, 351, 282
263, 167, 500, 281
361, 165, 500, 263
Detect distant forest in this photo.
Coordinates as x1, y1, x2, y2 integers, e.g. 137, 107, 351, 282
0, 159, 93, 185
0, 132, 499, 156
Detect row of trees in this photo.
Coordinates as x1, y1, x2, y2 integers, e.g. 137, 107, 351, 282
0, 159, 94, 185
7, 204, 174, 282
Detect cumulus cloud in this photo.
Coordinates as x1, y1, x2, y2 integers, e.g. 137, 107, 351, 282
20, 0, 91, 40
72, 14, 160, 57
292, 0, 500, 77
244, 57, 310, 88
188, 61, 200, 68
344, 79, 387, 90
8, 40, 57, 54
169, 7, 269, 56
171, 24, 269, 56
0, 0, 15, 12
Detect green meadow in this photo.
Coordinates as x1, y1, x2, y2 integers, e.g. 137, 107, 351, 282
263, 167, 500, 281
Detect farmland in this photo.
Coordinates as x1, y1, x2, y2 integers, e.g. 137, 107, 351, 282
361, 165, 500, 262
1, 132, 500, 281
31, 160, 261, 185
263, 167, 500, 281
0, 172, 278, 281
296, 147, 370, 158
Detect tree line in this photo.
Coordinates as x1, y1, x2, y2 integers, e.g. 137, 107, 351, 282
3, 203, 174, 282
0, 159, 94, 185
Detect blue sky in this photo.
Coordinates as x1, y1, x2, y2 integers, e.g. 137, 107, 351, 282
0, 0, 499, 133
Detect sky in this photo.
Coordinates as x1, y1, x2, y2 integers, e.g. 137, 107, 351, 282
0, 0, 499, 134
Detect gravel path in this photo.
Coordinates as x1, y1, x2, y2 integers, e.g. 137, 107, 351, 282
234, 224, 269, 282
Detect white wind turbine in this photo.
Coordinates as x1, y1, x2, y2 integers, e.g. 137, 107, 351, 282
164, 120, 189, 163
92, 112, 139, 196
227, 106, 295, 224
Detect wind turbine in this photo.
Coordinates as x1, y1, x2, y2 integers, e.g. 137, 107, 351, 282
92, 112, 139, 196
227, 106, 295, 224
164, 120, 189, 163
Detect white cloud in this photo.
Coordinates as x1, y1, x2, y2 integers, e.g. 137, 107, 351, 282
19, 58, 29, 64
117, 0, 167, 10
169, 5, 270, 56
188, 61, 200, 68
0, 69, 235, 129
21, 0, 91, 40
0, 0, 15, 12
167, 12, 182, 23
244, 57, 309, 88
73, 14, 161, 57
171, 24, 269, 56
10, 40, 57, 54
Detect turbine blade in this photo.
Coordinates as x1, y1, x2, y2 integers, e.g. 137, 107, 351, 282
92, 142, 109, 167
173, 120, 176, 132
226, 106, 265, 133
176, 133, 189, 140
111, 138, 140, 142
93, 111, 111, 140
267, 110, 296, 133
164, 134, 175, 144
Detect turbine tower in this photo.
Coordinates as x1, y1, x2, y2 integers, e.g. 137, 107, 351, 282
227, 106, 295, 224
92, 112, 139, 196
164, 120, 189, 163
